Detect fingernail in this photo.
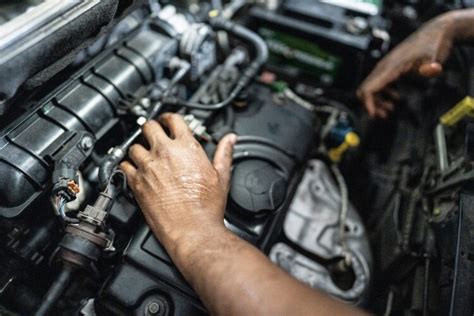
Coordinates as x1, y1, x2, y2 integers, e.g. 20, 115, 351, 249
419, 62, 442, 77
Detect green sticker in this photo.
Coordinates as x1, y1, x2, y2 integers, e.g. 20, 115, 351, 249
259, 27, 342, 84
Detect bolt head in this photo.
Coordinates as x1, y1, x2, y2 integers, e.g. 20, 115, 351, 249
147, 302, 160, 314
81, 136, 94, 150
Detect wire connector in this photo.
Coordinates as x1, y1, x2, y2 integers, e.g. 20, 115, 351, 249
184, 114, 212, 142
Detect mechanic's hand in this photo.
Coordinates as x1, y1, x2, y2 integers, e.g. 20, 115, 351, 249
120, 113, 237, 247
357, 13, 455, 118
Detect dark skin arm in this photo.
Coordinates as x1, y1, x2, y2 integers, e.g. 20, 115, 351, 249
358, 9, 474, 118
120, 113, 366, 316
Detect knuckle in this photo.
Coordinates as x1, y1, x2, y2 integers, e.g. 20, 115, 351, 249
119, 162, 128, 172
129, 144, 139, 154
169, 113, 181, 120
143, 122, 156, 136
172, 113, 185, 124
165, 112, 176, 120
143, 121, 153, 130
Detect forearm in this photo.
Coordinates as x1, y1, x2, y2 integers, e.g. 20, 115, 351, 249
163, 225, 365, 316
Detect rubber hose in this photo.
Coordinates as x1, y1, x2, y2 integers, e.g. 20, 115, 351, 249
34, 265, 75, 316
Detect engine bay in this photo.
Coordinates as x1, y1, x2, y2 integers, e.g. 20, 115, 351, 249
0, 0, 473, 315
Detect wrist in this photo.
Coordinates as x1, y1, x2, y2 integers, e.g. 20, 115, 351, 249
440, 9, 474, 42
434, 11, 457, 40
163, 220, 228, 264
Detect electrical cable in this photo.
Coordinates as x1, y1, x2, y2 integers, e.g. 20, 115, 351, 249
423, 257, 430, 316
283, 88, 316, 112
162, 17, 268, 111
56, 197, 79, 224
383, 289, 394, 316
331, 164, 350, 262
34, 265, 76, 316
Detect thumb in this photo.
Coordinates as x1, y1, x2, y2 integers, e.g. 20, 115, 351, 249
213, 133, 237, 187
418, 62, 443, 78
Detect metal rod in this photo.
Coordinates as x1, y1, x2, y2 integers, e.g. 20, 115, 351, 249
435, 124, 449, 173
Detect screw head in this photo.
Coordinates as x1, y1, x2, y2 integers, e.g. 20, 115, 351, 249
147, 302, 160, 315
81, 136, 94, 150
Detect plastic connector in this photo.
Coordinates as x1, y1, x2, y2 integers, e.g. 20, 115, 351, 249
328, 131, 360, 163
184, 114, 212, 142
440, 96, 474, 127
52, 166, 80, 202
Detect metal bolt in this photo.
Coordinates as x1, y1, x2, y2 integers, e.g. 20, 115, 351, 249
147, 302, 160, 315
140, 98, 151, 109
345, 16, 369, 35
81, 136, 93, 150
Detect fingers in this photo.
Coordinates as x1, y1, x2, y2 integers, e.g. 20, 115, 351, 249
159, 113, 191, 139
213, 133, 237, 187
120, 160, 137, 180
377, 99, 394, 112
362, 58, 401, 94
128, 144, 150, 167
375, 107, 388, 119
358, 72, 397, 118
418, 62, 443, 77
358, 88, 396, 119
357, 55, 405, 118
142, 120, 167, 149
357, 89, 377, 118
383, 88, 401, 102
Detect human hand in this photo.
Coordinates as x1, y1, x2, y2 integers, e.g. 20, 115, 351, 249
357, 12, 456, 118
120, 113, 237, 248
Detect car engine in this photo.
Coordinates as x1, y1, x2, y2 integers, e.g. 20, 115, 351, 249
0, 0, 473, 315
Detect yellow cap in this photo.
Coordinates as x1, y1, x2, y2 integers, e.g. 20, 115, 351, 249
345, 132, 360, 147
208, 10, 219, 18
328, 132, 360, 163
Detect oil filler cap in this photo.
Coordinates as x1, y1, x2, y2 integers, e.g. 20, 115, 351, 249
229, 159, 286, 216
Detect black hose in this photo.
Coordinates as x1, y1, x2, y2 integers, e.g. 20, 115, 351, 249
35, 265, 76, 316
98, 152, 124, 189
211, 18, 268, 65
422, 257, 430, 316
90, 151, 105, 166
163, 18, 268, 111
224, 104, 235, 128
